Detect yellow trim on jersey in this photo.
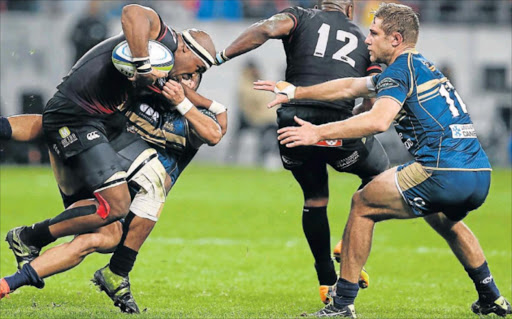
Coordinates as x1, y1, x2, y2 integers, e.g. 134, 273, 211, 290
397, 162, 432, 191
401, 48, 419, 55
417, 77, 447, 94
406, 53, 414, 98
126, 112, 187, 148
423, 167, 493, 172
419, 92, 440, 104
418, 87, 440, 101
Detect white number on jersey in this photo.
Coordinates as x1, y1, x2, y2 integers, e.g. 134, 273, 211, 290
439, 82, 468, 117
314, 23, 358, 67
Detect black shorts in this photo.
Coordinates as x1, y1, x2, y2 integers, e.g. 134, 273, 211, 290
43, 92, 127, 161
277, 105, 389, 178
43, 92, 130, 190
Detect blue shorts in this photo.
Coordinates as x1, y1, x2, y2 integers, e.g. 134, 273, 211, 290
395, 162, 491, 221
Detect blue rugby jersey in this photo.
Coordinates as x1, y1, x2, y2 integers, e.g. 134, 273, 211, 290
371, 50, 491, 170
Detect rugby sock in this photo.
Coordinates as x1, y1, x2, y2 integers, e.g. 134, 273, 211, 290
4, 263, 45, 291
20, 219, 56, 249
0, 116, 12, 140
333, 278, 359, 308
109, 245, 138, 277
302, 206, 337, 285
465, 261, 501, 303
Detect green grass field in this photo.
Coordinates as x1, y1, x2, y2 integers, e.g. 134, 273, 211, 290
0, 165, 510, 318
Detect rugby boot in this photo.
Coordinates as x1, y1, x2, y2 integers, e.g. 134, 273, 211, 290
5, 226, 40, 270
92, 265, 140, 314
319, 285, 335, 305
333, 240, 369, 289
311, 302, 357, 318
471, 296, 512, 317
0, 278, 11, 299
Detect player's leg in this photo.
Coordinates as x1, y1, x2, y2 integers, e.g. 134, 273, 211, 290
93, 148, 169, 313
330, 136, 390, 289
1, 220, 122, 299
314, 166, 415, 317
426, 215, 511, 315
8, 142, 131, 257
290, 161, 338, 304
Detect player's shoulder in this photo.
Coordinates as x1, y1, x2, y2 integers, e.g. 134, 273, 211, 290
280, 6, 316, 20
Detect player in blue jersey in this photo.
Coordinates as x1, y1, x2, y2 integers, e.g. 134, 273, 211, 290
255, 3, 511, 318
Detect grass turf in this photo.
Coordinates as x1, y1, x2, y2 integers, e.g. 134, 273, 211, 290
0, 165, 510, 318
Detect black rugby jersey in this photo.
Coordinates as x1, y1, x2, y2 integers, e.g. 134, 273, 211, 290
57, 16, 178, 115
281, 7, 380, 114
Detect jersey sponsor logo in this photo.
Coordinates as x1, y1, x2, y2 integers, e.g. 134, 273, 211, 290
281, 155, 302, 167
138, 103, 160, 123
52, 144, 60, 155
481, 275, 493, 284
398, 133, 414, 150
408, 197, 426, 208
58, 126, 71, 138
87, 131, 100, 141
450, 124, 477, 138
315, 139, 343, 147
333, 151, 359, 170
61, 133, 78, 148
376, 77, 400, 91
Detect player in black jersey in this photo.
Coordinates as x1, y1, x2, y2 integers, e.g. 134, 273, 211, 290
5, 4, 220, 276
215, 0, 389, 304
1, 74, 228, 314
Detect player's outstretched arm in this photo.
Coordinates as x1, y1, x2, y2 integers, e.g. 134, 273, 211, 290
254, 77, 374, 108
215, 13, 295, 65
277, 97, 401, 147
0, 114, 42, 142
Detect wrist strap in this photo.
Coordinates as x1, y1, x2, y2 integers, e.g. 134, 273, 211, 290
132, 56, 151, 74
215, 50, 230, 65
175, 98, 194, 115
275, 81, 296, 100
209, 100, 227, 115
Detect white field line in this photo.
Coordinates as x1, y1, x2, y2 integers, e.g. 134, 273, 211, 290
145, 237, 511, 257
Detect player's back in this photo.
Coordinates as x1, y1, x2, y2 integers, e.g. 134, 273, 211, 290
377, 51, 491, 169
281, 7, 375, 113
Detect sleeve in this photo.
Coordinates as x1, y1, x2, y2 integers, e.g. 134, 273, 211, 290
373, 64, 411, 106
279, 6, 305, 36
365, 63, 383, 76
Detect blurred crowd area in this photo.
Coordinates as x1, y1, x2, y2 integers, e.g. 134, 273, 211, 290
1, 0, 511, 167
2, 0, 511, 25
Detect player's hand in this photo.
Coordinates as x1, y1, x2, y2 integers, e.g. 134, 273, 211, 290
277, 116, 320, 148
254, 80, 295, 108
130, 68, 169, 88
162, 80, 185, 105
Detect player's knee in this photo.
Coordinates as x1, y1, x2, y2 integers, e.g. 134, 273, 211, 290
350, 191, 364, 211
70, 234, 104, 258
94, 189, 131, 222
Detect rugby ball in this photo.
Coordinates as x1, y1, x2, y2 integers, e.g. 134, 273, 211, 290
112, 40, 174, 78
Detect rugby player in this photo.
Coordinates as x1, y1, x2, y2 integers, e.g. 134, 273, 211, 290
0, 74, 228, 315
214, 0, 388, 303
256, 3, 511, 317
3, 3, 219, 284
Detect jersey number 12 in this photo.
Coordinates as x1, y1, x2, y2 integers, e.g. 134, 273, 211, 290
314, 23, 358, 67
